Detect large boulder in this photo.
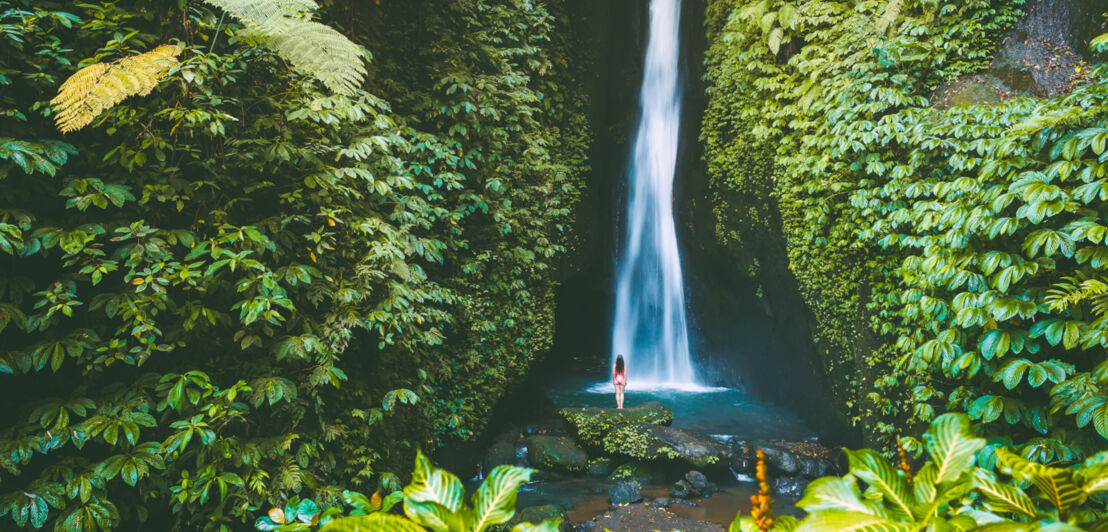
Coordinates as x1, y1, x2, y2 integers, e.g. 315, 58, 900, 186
502, 505, 571, 532
608, 481, 642, 506
525, 435, 588, 473
586, 457, 615, 477
559, 401, 673, 447
603, 423, 730, 469
606, 461, 670, 485
485, 442, 517, 470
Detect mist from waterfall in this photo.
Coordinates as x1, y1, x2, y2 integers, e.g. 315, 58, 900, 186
610, 0, 700, 390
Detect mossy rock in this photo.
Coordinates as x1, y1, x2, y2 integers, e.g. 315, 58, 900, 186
606, 461, 670, 485
587, 457, 615, 477
485, 441, 517, 470
558, 401, 673, 447
500, 504, 570, 532
603, 423, 730, 469
525, 435, 588, 473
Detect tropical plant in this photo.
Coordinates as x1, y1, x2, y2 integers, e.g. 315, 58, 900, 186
254, 451, 559, 532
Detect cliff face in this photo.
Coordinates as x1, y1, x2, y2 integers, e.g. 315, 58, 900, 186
700, 0, 1108, 451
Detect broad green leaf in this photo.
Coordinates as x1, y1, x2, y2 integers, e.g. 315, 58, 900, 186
845, 449, 914, 518
923, 413, 985, 484
997, 448, 1086, 512
404, 450, 464, 512
472, 465, 533, 532
795, 510, 915, 532
972, 469, 1037, 518
796, 477, 873, 515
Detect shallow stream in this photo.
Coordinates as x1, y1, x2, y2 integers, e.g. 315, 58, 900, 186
499, 376, 818, 527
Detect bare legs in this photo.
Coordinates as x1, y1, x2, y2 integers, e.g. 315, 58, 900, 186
615, 383, 625, 409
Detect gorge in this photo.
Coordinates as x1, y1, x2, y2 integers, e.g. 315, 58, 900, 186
1, 0, 1107, 530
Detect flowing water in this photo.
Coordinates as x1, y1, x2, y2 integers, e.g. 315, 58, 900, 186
611, 0, 699, 389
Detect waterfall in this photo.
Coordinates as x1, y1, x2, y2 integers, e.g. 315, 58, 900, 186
610, 0, 699, 389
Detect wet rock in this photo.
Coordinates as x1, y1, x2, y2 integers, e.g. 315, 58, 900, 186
559, 401, 673, 447
602, 423, 730, 469
485, 442, 517, 469
649, 497, 672, 509
606, 461, 670, 485
525, 435, 588, 473
670, 479, 693, 499
586, 457, 614, 477
759, 444, 798, 475
670, 471, 718, 499
772, 476, 809, 498
505, 505, 571, 532
574, 522, 599, 532
685, 470, 710, 491
608, 481, 642, 507
731, 441, 838, 479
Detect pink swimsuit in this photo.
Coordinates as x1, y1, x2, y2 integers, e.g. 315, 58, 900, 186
614, 373, 626, 385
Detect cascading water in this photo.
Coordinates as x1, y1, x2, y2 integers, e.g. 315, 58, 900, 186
610, 0, 699, 389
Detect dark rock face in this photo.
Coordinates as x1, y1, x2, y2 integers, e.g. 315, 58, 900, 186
671, 470, 718, 499
730, 441, 838, 480
558, 401, 673, 447
934, 0, 1108, 107
525, 435, 589, 473
485, 442, 517, 469
607, 461, 670, 485
586, 457, 615, 477
603, 423, 731, 469
608, 481, 643, 506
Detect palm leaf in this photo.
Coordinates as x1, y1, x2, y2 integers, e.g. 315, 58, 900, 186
51, 44, 181, 133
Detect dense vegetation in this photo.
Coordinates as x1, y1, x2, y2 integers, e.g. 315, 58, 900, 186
703, 0, 1108, 467
0, 0, 590, 529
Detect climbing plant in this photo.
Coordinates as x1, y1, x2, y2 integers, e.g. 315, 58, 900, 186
0, 0, 590, 529
703, 0, 1108, 462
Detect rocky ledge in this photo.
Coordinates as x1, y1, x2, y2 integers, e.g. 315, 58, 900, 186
603, 422, 731, 469
559, 401, 673, 447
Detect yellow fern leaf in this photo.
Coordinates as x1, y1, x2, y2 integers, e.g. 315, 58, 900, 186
51, 44, 182, 133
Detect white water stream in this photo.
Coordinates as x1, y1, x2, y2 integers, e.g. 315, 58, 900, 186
609, 0, 702, 390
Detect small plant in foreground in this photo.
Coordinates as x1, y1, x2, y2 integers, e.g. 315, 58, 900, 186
255, 450, 559, 532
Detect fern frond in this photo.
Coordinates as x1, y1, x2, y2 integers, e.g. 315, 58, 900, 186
51, 44, 181, 133
202, 0, 366, 95
877, 0, 906, 34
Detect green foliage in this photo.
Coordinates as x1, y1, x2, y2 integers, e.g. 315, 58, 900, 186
703, 0, 1108, 461
253, 451, 558, 532
0, 0, 591, 530
782, 414, 1108, 530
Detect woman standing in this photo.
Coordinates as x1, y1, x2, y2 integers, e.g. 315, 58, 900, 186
612, 354, 627, 409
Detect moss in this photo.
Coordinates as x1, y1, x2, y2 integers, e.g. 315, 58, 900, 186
558, 401, 673, 447
602, 423, 730, 469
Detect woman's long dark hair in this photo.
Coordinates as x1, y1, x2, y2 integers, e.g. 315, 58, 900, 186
615, 354, 625, 374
